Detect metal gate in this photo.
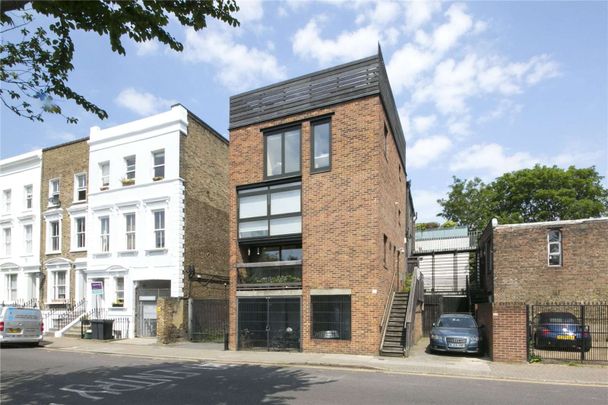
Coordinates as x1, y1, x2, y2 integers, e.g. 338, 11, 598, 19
527, 304, 608, 363
423, 294, 470, 336
238, 297, 300, 351
135, 288, 170, 337
190, 298, 228, 342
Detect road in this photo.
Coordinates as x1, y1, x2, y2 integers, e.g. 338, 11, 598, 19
1, 347, 606, 405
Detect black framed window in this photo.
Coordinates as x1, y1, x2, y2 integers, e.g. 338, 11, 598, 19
246, 245, 302, 262
311, 295, 351, 340
547, 229, 562, 266
311, 119, 331, 172
238, 181, 301, 240
265, 127, 301, 178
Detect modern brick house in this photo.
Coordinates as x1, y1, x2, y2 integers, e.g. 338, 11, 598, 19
475, 217, 608, 361
86, 105, 228, 338
40, 139, 90, 312
228, 50, 410, 355
0, 150, 42, 306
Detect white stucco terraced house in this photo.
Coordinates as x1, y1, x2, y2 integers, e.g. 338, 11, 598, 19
86, 104, 228, 338
0, 150, 42, 305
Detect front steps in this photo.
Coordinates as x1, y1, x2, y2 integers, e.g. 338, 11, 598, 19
379, 292, 409, 357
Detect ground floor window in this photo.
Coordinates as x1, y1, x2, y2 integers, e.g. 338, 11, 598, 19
53, 270, 66, 300
311, 295, 351, 340
114, 277, 124, 307
6, 273, 17, 301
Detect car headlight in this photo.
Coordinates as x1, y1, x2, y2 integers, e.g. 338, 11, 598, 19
469, 336, 479, 343
431, 334, 443, 341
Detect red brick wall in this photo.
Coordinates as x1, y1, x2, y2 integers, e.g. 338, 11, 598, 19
491, 303, 527, 362
228, 95, 405, 354
493, 219, 608, 304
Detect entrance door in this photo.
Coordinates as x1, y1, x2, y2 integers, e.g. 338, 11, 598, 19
138, 300, 157, 337
238, 297, 300, 351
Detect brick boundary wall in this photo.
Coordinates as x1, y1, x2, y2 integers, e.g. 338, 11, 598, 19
491, 303, 527, 362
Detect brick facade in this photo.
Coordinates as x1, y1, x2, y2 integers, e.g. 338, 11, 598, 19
229, 95, 406, 355
40, 138, 89, 306
490, 303, 527, 362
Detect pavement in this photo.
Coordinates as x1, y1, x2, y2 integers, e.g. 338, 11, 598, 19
39, 336, 608, 387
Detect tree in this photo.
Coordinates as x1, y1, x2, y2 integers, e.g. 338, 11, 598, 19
438, 165, 608, 230
415, 222, 440, 231
1, 0, 239, 123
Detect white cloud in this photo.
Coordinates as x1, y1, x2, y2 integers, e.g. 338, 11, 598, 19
292, 19, 381, 65
450, 143, 537, 176
47, 130, 78, 143
235, 0, 264, 22
114, 88, 175, 116
135, 40, 160, 56
431, 3, 473, 53
447, 116, 471, 136
407, 135, 453, 168
358, 1, 401, 26
412, 114, 437, 134
183, 26, 286, 92
411, 188, 445, 222
404, 0, 441, 31
387, 44, 435, 90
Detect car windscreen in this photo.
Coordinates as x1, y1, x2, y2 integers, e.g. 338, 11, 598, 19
539, 313, 578, 324
437, 317, 476, 328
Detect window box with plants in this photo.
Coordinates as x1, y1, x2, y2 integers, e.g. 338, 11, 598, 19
152, 176, 164, 182
121, 178, 135, 186
112, 299, 124, 308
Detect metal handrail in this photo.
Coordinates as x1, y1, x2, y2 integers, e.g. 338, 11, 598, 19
404, 268, 423, 356
379, 267, 399, 351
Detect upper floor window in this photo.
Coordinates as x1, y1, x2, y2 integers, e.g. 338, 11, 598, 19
100, 216, 110, 252
24, 185, 33, 209
75, 173, 87, 201
548, 229, 562, 266
125, 213, 136, 250
75, 217, 86, 249
265, 127, 300, 178
100, 162, 110, 189
125, 155, 136, 180
311, 119, 331, 172
49, 179, 60, 205
154, 210, 165, 248
3, 227, 11, 256
246, 245, 302, 262
24, 224, 32, 254
49, 220, 60, 252
153, 150, 165, 180
3, 189, 11, 212
238, 181, 301, 239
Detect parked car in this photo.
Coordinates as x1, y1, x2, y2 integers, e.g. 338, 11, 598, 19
532, 312, 591, 352
429, 313, 483, 354
0, 306, 44, 346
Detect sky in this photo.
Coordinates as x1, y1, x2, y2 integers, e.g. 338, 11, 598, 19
1, 0, 607, 222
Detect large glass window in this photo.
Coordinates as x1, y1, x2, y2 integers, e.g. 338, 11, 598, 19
153, 150, 165, 179
265, 127, 300, 178
50, 221, 60, 252
311, 295, 351, 340
100, 217, 110, 252
75, 217, 86, 249
238, 182, 301, 239
154, 210, 165, 248
311, 119, 331, 172
125, 213, 136, 250
548, 229, 562, 266
246, 245, 302, 262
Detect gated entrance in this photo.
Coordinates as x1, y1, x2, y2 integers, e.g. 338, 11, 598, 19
190, 298, 228, 342
135, 287, 170, 337
423, 294, 470, 336
238, 297, 300, 351
527, 303, 608, 363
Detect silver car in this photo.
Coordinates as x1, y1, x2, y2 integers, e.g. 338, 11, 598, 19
430, 313, 483, 354
0, 306, 44, 346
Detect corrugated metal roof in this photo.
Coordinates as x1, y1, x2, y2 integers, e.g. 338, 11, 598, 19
415, 226, 469, 240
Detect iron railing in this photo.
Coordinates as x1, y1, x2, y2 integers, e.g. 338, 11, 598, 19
404, 268, 424, 356
527, 303, 608, 363
236, 262, 302, 290
414, 230, 480, 254
42, 298, 86, 332
379, 268, 399, 352
80, 308, 131, 339
1, 298, 40, 308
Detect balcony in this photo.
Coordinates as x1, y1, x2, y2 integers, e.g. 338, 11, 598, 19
236, 260, 302, 290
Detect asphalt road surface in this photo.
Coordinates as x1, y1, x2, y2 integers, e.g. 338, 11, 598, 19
1, 346, 606, 405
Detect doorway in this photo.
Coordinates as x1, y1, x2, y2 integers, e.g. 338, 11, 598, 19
238, 297, 300, 351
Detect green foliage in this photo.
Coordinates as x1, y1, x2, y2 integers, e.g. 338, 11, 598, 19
1, 0, 239, 123
441, 220, 458, 228
438, 165, 608, 230
416, 222, 440, 231
528, 354, 542, 363
402, 272, 413, 293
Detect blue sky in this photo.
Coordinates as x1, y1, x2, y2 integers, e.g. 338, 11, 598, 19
1, 1, 607, 222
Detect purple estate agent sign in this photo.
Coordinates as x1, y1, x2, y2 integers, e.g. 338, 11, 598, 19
91, 281, 104, 296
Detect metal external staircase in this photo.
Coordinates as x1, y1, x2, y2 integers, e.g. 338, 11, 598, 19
380, 292, 409, 357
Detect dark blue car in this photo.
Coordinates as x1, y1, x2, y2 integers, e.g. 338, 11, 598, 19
429, 314, 483, 354
532, 312, 591, 352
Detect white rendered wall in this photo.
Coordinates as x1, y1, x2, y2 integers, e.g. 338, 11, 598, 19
0, 150, 42, 303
